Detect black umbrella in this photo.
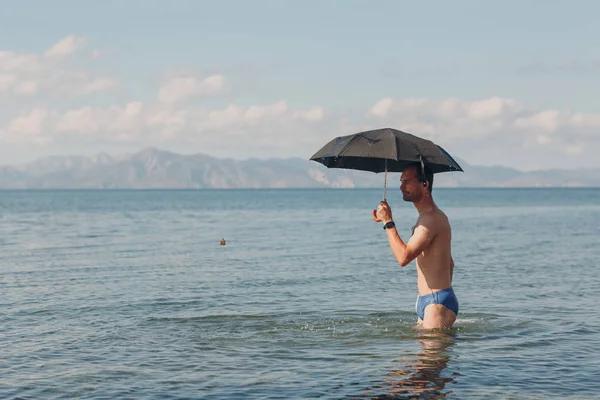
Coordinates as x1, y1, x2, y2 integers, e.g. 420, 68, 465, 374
309, 127, 463, 220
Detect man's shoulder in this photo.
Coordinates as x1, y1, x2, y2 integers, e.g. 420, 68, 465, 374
420, 210, 449, 232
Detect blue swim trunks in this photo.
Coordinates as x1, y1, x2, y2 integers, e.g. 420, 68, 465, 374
415, 287, 459, 320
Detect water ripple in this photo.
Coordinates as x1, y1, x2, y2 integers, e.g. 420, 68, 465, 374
2, 189, 600, 399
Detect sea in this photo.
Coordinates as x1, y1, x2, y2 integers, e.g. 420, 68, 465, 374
1, 188, 599, 399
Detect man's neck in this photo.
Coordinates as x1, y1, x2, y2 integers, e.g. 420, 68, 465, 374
413, 196, 436, 215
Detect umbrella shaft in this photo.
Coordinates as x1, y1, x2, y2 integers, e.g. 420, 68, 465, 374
383, 160, 387, 200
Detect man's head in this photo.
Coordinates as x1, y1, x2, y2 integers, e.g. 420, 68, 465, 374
400, 163, 434, 202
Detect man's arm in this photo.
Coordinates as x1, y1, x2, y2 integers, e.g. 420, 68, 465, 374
384, 216, 435, 267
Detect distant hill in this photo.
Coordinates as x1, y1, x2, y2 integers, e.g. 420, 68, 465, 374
0, 147, 598, 189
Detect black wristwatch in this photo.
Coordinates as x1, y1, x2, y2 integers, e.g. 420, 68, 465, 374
383, 221, 395, 230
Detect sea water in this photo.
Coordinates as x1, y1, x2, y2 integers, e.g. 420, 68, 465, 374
1, 188, 599, 399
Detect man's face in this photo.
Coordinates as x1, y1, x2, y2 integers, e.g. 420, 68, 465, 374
400, 167, 424, 202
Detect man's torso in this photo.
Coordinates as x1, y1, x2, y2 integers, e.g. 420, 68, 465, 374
414, 209, 453, 295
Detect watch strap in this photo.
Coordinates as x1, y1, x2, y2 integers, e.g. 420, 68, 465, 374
383, 221, 395, 230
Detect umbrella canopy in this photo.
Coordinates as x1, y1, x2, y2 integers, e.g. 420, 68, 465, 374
310, 128, 463, 222
310, 127, 463, 174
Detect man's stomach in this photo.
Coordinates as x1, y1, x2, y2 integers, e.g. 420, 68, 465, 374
416, 265, 452, 295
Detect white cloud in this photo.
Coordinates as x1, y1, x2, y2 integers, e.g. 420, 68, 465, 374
0, 74, 16, 90
4, 93, 600, 168
44, 35, 87, 58
370, 97, 393, 117
294, 107, 324, 122
366, 96, 600, 148
367, 96, 527, 141
82, 77, 119, 94
569, 113, 600, 130
14, 80, 38, 95
362, 95, 600, 168
0, 51, 43, 74
4, 109, 53, 145
0, 36, 116, 97
243, 101, 287, 122
465, 97, 518, 120
0, 99, 327, 155
515, 110, 560, 132
2, 33, 600, 171
157, 74, 227, 103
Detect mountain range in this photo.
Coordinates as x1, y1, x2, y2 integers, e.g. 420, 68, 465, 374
0, 147, 597, 189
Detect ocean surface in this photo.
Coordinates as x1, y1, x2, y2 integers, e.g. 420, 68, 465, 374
1, 188, 599, 399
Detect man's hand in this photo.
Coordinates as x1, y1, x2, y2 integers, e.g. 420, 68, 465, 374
376, 200, 393, 224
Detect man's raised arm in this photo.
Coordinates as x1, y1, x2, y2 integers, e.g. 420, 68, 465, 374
384, 216, 436, 267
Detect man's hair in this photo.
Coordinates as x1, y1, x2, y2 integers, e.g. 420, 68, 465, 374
405, 162, 434, 192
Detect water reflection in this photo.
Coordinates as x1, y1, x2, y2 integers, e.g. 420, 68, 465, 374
365, 330, 458, 399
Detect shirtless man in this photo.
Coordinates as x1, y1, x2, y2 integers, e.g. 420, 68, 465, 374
376, 163, 458, 330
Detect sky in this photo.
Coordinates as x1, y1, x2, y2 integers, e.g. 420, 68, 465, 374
1, 0, 599, 170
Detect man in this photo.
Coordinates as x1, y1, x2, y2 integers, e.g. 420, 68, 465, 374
376, 162, 458, 330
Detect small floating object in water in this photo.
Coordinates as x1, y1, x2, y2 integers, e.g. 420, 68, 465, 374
220, 238, 226, 246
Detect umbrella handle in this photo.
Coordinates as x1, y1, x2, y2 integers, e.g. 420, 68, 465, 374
372, 209, 381, 222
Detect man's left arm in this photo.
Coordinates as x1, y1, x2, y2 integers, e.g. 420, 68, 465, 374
384, 217, 435, 267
